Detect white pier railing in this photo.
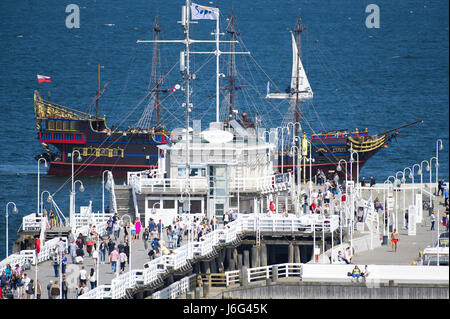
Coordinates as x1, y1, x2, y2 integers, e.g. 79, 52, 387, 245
79, 213, 337, 299
152, 274, 196, 299
127, 171, 292, 194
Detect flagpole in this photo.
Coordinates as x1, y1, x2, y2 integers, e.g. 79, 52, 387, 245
215, 9, 220, 122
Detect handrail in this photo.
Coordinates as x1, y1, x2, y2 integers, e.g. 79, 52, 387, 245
80, 213, 339, 299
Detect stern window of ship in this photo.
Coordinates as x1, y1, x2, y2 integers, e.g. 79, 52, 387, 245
63, 121, 69, 131
56, 121, 63, 130
48, 120, 55, 130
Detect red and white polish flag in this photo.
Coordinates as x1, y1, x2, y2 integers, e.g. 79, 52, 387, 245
37, 74, 51, 84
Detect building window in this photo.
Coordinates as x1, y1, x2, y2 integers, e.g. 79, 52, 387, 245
147, 200, 160, 210
163, 200, 175, 209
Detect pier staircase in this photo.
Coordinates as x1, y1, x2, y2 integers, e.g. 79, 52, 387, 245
45, 227, 71, 241
276, 195, 295, 214
114, 185, 138, 220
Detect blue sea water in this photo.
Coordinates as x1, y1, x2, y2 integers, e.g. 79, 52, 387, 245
0, 0, 448, 257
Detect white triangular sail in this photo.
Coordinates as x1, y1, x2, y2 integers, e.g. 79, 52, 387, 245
266, 32, 313, 100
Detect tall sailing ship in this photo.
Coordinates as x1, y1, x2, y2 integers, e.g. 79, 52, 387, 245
33, 5, 421, 181
265, 18, 421, 181
34, 19, 170, 177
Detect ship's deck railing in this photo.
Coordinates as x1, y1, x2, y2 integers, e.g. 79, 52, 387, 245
79, 212, 338, 299
128, 171, 291, 194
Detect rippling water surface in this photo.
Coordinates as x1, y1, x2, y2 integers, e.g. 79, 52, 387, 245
0, 0, 448, 256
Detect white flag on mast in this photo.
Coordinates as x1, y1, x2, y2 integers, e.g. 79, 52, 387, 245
190, 2, 219, 20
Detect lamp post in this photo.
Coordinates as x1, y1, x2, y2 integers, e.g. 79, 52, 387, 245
331, 198, 343, 246
102, 170, 112, 215
277, 126, 288, 173
70, 150, 82, 232
287, 122, 301, 149
383, 180, 391, 238
403, 166, 413, 214
40, 190, 51, 217
419, 160, 431, 207
435, 139, 443, 195
180, 190, 191, 257
350, 151, 360, 196
37, 158, 47, 216
290, 145, 300, 215
72, 180, 85, 231
121, 214, 132, 272
430, 156, 438, 204
395, 171, 405, 230
5, 202, 18, 258
337, 159, 348, 195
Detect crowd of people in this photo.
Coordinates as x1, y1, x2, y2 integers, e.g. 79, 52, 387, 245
0, 265, 36, 299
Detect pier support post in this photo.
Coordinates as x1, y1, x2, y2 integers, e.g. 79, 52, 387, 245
217, 249, 225, 272
243, 249, 250, 268
288, 242, 294, 263
237, 253, 243, 269
260, 244, 267, 267
203, 281, 210, 299
210, 258, 218, 274
194, 262, 200, 274
251, 245, 260, 268
232, 248, 238, 270
226, 248, 235, 271
294, 244, 301, 263
202, 261, 211, 274
268, 245, 277, 264
195, 287, 201, 299
240, 266, 248, 287
272, 265, 279, 283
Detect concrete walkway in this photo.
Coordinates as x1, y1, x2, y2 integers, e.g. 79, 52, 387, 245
353, 193, 447, 265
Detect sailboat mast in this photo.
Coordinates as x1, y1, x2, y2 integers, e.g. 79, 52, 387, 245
293, 17, 305, 124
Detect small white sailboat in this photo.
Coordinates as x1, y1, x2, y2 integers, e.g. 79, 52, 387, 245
266, 26, 313, 101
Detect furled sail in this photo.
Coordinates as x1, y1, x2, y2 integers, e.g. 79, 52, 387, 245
266, 32, 313, 100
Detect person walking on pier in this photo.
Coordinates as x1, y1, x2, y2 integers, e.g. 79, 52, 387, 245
391, 229, 399, 252
119, 250, 127, 273
89, 268, 97, 289
405, 210, 409, 230
69, 240, 77, 264
99, 239, 107, 264
61, 276, 68, 299
135, 217, 141, 241
109, 247, 119, 273
79, 266, 88, 287
143, 228, 150, 250
370, 176, 376, 187
36, 279, 41, 299
430, 212, 436, 231
107, 239, 115, 258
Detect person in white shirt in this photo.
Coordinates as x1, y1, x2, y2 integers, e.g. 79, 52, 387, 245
89, 268, 97, 290
119, 250, 127, 273
92, 248, 99, 267
79, 266, 88, 286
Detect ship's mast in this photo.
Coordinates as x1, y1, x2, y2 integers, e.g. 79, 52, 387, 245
152, 17, 162, 125
227, 12, 237, 120
96, 63, 100, 118
293, 17, 306, 126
